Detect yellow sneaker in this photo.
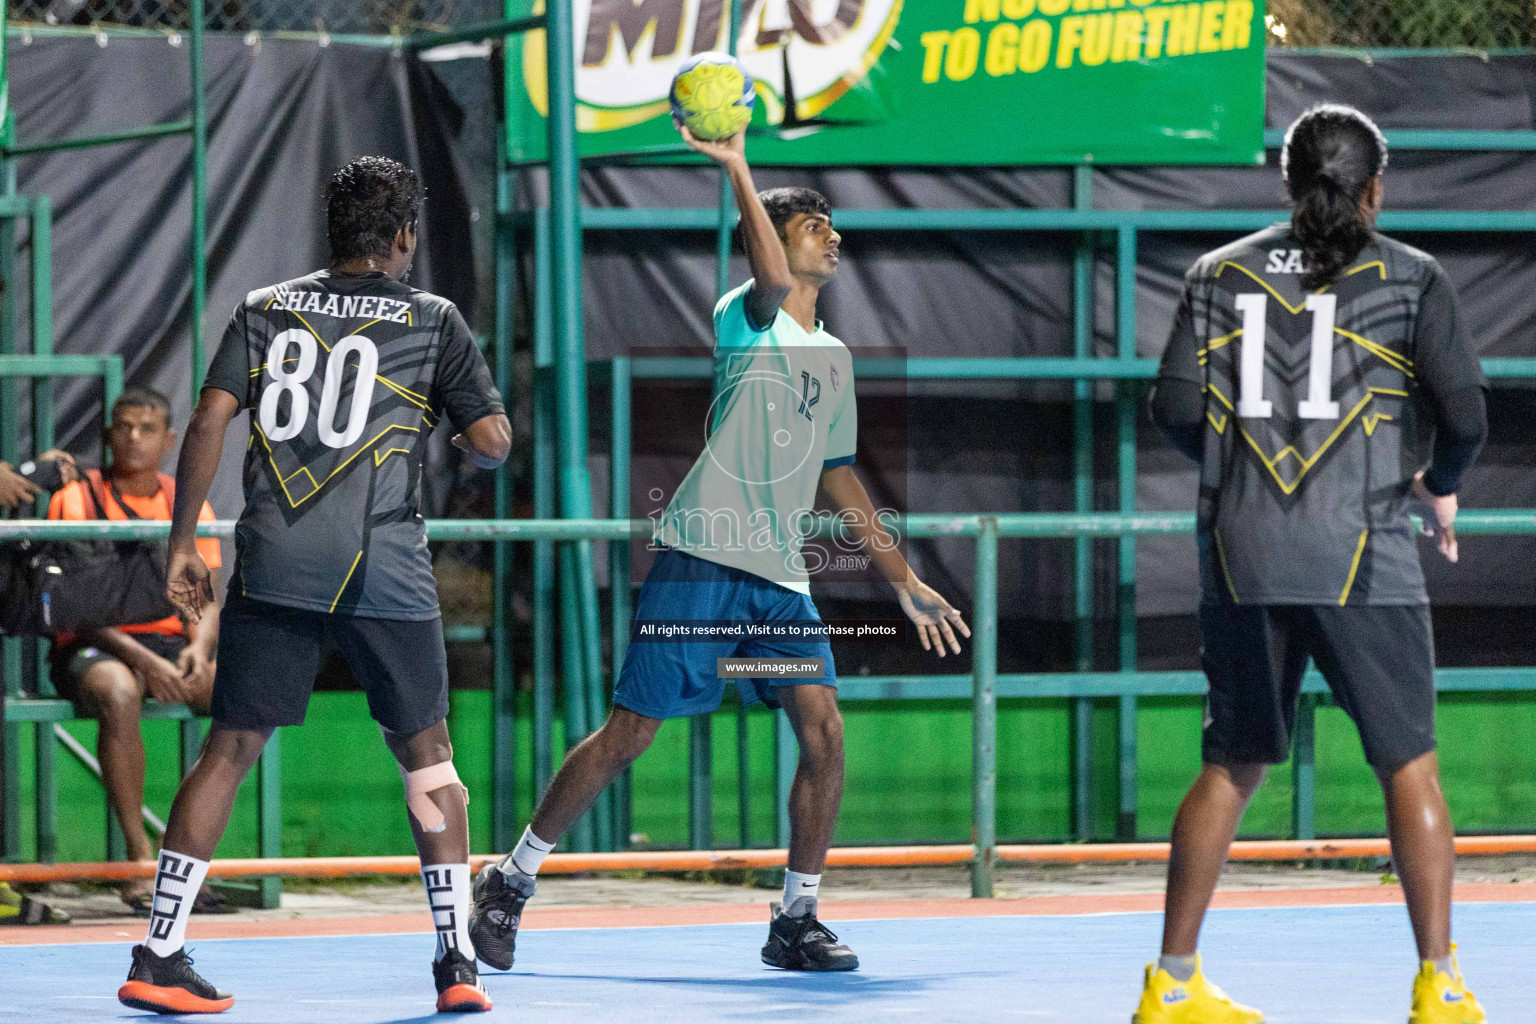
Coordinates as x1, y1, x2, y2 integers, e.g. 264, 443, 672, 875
1409, 945, 1486, 1024
1132, 955, 1264, 1024
0, 881, 69, 925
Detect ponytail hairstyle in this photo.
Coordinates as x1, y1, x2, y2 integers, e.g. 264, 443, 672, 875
1281, 104, 1388, 291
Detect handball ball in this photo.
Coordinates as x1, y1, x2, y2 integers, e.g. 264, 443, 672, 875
670, 52, 755, 141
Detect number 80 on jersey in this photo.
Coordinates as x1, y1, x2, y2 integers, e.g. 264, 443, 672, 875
258, 329, 380, 449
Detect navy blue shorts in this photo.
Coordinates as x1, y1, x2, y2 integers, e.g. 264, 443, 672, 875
612, 548, 836, 721
212, 593, 449, 735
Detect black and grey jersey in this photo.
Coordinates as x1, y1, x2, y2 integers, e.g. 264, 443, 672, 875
1159, 225, 1483, 606
203, 269, 504, 619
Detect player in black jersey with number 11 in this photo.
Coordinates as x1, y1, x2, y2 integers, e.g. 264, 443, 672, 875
115, 158, 511, 1016
1133, 106, 1489, 1024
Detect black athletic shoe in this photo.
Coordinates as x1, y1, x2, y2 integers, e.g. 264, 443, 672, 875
760, 899, 860, 972
117, 944, 234, 1014
433, 949, 492, 1013
468, 863, 535, 971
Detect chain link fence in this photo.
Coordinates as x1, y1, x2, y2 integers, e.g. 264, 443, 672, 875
7, 1, 1535, 46
7, 0, 505, 33
1266, 0, 1536, 48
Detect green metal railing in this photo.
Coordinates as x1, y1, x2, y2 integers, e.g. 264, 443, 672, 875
7, 510, 1536, 894
5, 9, 1536, 896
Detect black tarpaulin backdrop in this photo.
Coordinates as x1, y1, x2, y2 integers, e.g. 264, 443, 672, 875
10, 43, 1536, 673
8, 35, 475, 522
511, 50, 1536, 670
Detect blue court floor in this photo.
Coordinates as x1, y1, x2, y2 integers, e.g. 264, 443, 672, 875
6, 902, 1532, 1023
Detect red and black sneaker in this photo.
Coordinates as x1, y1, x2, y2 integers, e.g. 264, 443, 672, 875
117, 944, 234, 1014
433, 949, 492, 1013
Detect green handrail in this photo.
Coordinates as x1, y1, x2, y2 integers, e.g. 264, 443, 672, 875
6, 508, 1534, 542
6, 510, 1536, 893
405, 14, 546, 51
2, 119, 191, 157
542, 207, 1536, 233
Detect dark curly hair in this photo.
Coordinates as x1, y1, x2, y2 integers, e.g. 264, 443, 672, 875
324, 156, 425, 263
758, 187, 831, 239
112, 384, 172, 427
1282, 104, 1388, 291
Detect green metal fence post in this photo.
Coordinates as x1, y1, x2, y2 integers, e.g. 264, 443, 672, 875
686, 66, 747, 850
29, 195, 52, 701
1292, 692, 1317, 840
722, 5, 750, 847
0, 100, 17, 865
1070, 163, 1095, 840
1, 721, 15, 860
689, 711, 713, 851
546, 0, 608, 851
33, 721, 53, 862
558, 542, 594, 851
1115, 225, 1139, 841
179, 718, 202, 778
610, 356, 633, 849
971, 516, 998, 898
580, 552, 612, 852
773, 708, 794, 849
0, 176, 30, 729
736, 702, 750, 848
255, 732, 281, 907
107, 808, 127, 861
532, 211, 555, 802
492, 131, 518, 852
189, 0, 206, 398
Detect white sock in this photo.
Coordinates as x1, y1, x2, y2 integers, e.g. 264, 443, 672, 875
144, 850, 211, 957
1158, 953, 1199, 983
784, 870, 821, 914
421, 863, 475, 963
501, 825, 555, 878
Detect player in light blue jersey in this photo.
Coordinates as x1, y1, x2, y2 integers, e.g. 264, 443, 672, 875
470, 124, 969, 975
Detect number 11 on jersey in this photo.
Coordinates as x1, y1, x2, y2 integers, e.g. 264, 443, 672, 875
1234, 292, 1340, 421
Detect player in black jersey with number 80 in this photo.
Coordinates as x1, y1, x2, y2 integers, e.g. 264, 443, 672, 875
1133, 107, 1490, 1024
116, 158, 511, 1016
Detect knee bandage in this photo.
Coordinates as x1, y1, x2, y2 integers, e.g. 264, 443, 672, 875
399, 761, 469, 834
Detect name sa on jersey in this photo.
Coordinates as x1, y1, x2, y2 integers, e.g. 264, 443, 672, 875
1265, 249, 1306, 275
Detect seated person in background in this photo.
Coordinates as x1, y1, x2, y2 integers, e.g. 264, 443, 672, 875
0, 449, 78, 509
47, 385, 223, 913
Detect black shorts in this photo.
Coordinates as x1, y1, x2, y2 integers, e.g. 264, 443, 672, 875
211, 594, 449, 735
48, 632, 187, 703
1199, 603, 1436, 774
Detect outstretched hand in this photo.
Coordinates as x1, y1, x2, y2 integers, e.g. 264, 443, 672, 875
677, 124, 745, 167
1411, 470, 1459, 563
0, 462, 40, 509
896, 578, 971, 658
167, 546, 216, 624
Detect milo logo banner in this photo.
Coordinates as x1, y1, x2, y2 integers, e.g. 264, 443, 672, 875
504, 0, 1266, 165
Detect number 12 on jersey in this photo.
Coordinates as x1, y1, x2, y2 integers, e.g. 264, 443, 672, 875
1234, 292, 1340, 421
258, 329, 380, 448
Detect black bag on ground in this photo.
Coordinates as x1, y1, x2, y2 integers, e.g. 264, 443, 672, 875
0, 470, 176, 637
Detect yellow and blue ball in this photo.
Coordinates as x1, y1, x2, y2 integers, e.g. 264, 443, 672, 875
670, 52, 755, 142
